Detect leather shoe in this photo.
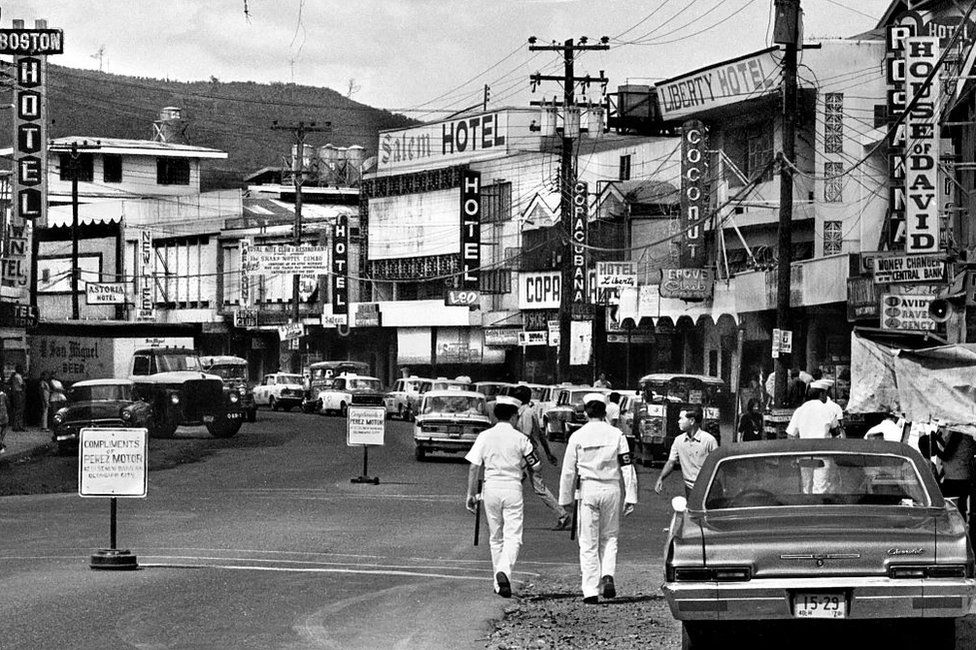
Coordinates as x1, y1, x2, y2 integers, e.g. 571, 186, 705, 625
583, 596, 599, 604
601, 575, 616, 599
555, 514, 571, 530
495, 571, 511, 598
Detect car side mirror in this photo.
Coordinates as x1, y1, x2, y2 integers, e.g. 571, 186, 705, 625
671, 496, 687, 513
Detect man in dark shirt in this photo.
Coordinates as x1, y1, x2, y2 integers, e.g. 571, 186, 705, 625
787, 369, 807, 408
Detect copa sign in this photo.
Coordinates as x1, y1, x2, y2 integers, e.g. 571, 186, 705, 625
518, 271, 561, 310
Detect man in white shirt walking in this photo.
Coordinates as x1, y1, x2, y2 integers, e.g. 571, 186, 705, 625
654, 406, 718, 498
559, 393, 638, 604
786, 380, 841, 493
466, 395, 541, 598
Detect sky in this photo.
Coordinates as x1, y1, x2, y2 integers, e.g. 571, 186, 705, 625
4, 0, 893, 119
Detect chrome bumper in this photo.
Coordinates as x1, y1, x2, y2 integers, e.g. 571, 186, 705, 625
662, 576, 976, 621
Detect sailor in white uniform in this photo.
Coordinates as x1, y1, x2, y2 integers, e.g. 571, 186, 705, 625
558, 393, 638, 603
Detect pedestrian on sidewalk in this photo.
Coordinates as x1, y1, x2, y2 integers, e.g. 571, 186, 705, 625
513, 385, 570, 531
9, 365, 25, 432
465, 395, 541, 598
559, 393, 638, 604
654, 406, 718, 498
605, 392, 621, 427
0, 384, 9, 453
39, 371, 51, 432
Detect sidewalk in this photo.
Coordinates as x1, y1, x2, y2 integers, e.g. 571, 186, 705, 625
0, 426, 53, 467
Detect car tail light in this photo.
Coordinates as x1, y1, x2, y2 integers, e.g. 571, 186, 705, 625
889, 565, 969, 579
670, 566, 751, 582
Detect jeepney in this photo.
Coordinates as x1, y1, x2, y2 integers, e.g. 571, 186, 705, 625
633, 373, 725, 465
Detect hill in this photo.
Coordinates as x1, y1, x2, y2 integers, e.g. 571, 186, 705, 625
0, 64, 418, 188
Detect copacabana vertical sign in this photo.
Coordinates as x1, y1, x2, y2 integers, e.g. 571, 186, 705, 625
78, 428, 148, 498
571, 181, 587, 306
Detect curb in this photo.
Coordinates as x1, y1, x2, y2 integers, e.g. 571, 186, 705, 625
0, 441, 55, 469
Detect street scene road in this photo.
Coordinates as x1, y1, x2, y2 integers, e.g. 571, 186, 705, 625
0, 410, 681, 649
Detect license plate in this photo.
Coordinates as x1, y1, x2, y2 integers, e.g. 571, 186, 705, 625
652, 435, 664, 444
794, 593, 846, 619
448, 425, 462, 437
228, 412, 242, 419
203, 415, 215, 423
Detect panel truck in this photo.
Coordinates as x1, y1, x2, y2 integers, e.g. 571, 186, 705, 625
30, 335, 195, 384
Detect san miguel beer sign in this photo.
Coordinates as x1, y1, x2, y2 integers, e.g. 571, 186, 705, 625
680, 120, 707, 267
459, 169, 481, 290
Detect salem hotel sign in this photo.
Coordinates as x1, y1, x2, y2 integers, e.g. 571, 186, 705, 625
378, 111, 512, 173
656, 48, 780, 121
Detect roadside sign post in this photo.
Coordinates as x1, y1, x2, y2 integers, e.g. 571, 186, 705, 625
78, 427, 148, 570
347, 405, 385, 484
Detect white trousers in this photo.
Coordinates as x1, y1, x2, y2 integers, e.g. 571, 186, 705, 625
577, 481, 621, 598
484, 482, 524, 590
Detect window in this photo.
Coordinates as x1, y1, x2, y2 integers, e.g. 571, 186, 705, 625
103, 154, 123, 183
482, 182, 512, 222
58, 153, 94, 182
746, 124, 774, 183
824, 220, 843, 255
725, 122, 773, 187
157, 158, 190, 185
132, 355, 151, 376
619, 154, 632, 181
824, 162, 844, 202
824, 93, 844, 154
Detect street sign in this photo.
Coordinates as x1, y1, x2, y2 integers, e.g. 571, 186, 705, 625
347, 406, 386, 446
85, 282, 127, 305
445, 289, 480, 307
78, 428, 148, 498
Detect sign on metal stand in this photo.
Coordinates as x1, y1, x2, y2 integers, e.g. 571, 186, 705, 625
78, 427, 147, 570
347, 405, 385, 484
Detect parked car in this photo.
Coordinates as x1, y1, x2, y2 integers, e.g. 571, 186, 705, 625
302, 360, 371, 412
384, 375, 430, 421
532, 384, 563, 425
543, 385, 611, 442
252, 373, 305, 411
633, 373, 725, 466
200, 355, 257, 423
663, 439, 975, 649
130, 347, 243, 438
51, 379, 153, 454
617, 392, 643, 449
413, 389, 491, 461
313, 374, 385, 416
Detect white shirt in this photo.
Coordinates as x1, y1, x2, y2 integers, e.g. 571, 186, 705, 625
667, 429, 718, 489
559, 419, 638, 505
605, 402, 621, 425
785, 399, 839, 439
465, 421, 536, 486
866, 418, 903, 442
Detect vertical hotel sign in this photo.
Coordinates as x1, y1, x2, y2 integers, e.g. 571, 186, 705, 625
331, 216, 348, 319
5, 20, 62, 227
680, 120, 706, 266
459, 169, 481, 290
571, 181, 588, 305
138, 230, 154, 321
904, 36, 940, 253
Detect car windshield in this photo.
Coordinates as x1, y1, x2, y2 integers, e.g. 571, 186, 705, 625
704, 453, 930, 509
476, 384, 506, 397
71, 384, 133, 402
348, 378, 381, 390
157, 353, 201, 372
279, 374, 303, 385
423, 395, 486, 415
643, 379, 717, 404
208, 364, 247, 380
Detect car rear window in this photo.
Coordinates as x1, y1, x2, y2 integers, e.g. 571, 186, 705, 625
423, 395, 486, 415
704, 453, 930, 509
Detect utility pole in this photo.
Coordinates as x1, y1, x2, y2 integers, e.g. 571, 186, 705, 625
270, 120, 331, 372
773, 0, 800, 408
529, 37, 608, 383
51, 140, 101, 320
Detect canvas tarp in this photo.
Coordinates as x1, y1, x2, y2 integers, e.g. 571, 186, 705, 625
848, 332, 976, 433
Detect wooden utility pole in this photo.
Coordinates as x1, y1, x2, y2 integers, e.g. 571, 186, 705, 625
270, 120, 331, 371
50, 140, 101, 320
529, 37, 608, 382
773, 0, 800, 408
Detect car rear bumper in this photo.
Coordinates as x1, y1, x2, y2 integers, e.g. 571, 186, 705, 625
662, 576, 976, 621
414, 436, 476, 454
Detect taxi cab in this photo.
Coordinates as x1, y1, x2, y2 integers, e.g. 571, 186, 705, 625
413, 389, 490, 461
313, 373, 385, 416
543, 385, 611, 442
384, 375, 430, 421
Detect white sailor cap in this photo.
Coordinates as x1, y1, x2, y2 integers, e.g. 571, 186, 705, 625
495, 395, 521, 407
809, 379, 832, 391
584, 392, 607, 405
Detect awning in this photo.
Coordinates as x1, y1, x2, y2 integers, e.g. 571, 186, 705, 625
735, 254, 849, 313
616, 278, 737, 327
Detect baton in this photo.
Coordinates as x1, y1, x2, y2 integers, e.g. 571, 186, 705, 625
570, 476, 580, 541
473, 479, 483, 546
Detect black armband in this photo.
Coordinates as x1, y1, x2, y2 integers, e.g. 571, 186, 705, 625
524, 451, 540, 466
618, 452, 633, 466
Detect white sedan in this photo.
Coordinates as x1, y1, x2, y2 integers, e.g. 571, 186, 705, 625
252, 373, 306, 411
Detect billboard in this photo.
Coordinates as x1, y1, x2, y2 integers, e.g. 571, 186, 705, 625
518, 271, 561, 310
378, 111, 510, 173
249, 245, 330, 275
367, 188, 460, 260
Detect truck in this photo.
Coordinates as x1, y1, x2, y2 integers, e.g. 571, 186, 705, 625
30, 335, 195, 383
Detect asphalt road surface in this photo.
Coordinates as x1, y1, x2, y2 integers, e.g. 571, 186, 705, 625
0, 410, 676, 649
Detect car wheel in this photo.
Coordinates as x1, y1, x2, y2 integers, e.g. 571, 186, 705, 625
414, 445, 426, 461
339, 402, 348, 418
397, 404, 404, 420
269, 396, 278, 411
150, 417, 177, 439
247, 408, 257, 423
206, 420, 242, 438
55, 442, 74, 456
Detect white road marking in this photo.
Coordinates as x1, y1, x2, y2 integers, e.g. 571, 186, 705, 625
139, 561, 490, 580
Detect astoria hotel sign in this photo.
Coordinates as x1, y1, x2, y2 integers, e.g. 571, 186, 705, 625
378, 111, 511, 173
